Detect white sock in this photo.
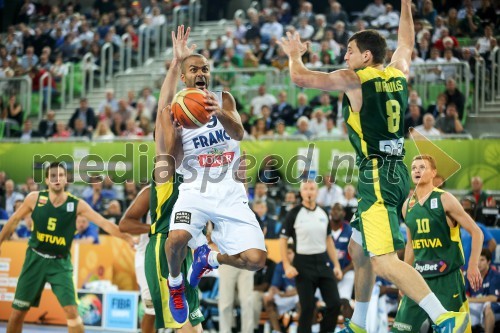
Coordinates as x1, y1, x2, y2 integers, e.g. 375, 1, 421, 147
168, 273, 183, 287
418, 293, 447, 323
207, 250, 220, 268
351, 301, 369, 329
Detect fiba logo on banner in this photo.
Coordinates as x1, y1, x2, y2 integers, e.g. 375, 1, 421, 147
104, 292, 139, 329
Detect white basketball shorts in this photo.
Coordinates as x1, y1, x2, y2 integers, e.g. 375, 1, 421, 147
169, 181, 266, 255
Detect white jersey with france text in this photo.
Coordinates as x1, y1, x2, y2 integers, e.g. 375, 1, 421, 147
177, 91, 241, 189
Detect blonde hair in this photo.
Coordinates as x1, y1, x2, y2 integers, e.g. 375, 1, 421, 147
412, 155, 437, 170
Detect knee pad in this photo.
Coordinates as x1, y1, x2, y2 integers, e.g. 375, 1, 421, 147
143, 298, 156, 315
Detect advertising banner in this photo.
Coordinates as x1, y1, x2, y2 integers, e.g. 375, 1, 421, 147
103, 291, 139, 330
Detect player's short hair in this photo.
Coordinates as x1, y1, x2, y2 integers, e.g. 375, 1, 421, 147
481, 248, 492, 262
412, 155, 437, 170
45, 161, 67, 178
180, 53, 207, 73
348, 29, 387, 65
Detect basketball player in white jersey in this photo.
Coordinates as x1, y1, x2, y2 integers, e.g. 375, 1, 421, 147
161, 26, 267, 324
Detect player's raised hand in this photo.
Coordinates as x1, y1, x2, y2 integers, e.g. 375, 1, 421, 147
467, 264, 483, 291
277, 31, 309, 59
172, 25, 197, 62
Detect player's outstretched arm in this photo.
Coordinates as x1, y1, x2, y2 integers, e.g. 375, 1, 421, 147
154, 105, 180, 184
441, 192, 483, 291
0, 192, 37, 250
278, 31, 360, 92
77, 199, 136, 247
389, 0, 415, 78
119, 185, 151, 235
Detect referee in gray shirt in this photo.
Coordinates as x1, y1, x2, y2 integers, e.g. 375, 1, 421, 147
280, 180, 343, 333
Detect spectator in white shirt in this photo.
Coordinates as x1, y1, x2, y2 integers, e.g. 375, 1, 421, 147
317, 174, 344, 210
320, 117, 343, 137
476, 25, 493, 57
305, 52, 323, 68
260, 11, 284, 44
20, 46, 38, 70
4, 180, 25, 217
370, 3, 400, 31
441, 49, 460, 80
423, 47, 444, 82
151, 7, 166, 27
409, 48, 425, 83
297, 17, 314, 41
339, 184, 358, 221
98, 89, 119, 113
431, 16, 446, 43
362, 0, 386, 21
233, 18, 248, 42
250, 85, 277, 117
138, 87, 157, 118
412, 113, 441, 138
309, 109, 328, 136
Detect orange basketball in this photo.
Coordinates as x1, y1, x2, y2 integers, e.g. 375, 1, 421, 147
171, 88, 210, 129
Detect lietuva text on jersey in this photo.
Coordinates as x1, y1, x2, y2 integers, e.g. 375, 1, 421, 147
36, 231, 67, 246
412, 237, 443, 249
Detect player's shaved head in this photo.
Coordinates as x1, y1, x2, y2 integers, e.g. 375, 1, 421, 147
181, 54, 208, 73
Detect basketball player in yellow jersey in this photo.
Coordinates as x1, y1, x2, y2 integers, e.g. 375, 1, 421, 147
279, 0, 478, 332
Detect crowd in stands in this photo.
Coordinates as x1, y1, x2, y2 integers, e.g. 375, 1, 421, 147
0, 0, 498, 140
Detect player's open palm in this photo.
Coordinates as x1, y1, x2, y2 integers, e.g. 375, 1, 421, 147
467, 265, 483, 291
278, 31, 309, 58
172, 25, 197, 61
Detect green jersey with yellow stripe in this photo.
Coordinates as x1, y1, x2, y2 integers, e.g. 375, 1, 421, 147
406, 189, 464, 278
343, 66, 408, 165
28, 191, 79, 256
149, 174, 182, 235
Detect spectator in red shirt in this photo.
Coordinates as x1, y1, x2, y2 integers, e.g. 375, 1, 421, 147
52, 121, 71, 138
433, 28, 459, 51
